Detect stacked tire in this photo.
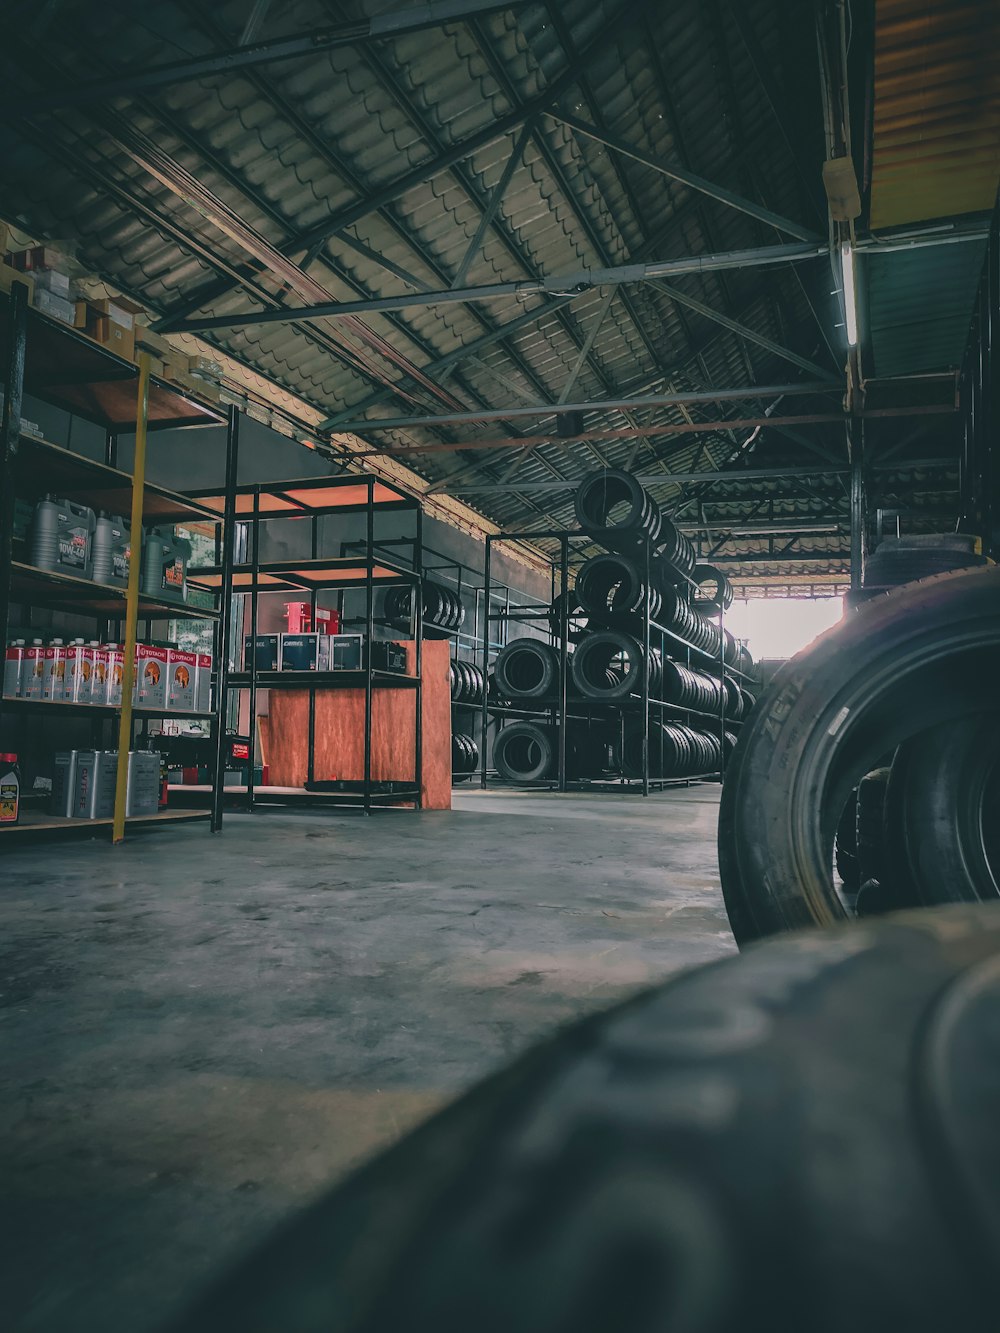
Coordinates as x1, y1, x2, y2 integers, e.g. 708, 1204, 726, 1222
493, 720, 611, 783
614, 721, 722, 780
449, 659, 485, 705
451, 733, 479, 780
385, 582, 465, 636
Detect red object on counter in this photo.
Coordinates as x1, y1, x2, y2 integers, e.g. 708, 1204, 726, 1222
284, 601, 339, 635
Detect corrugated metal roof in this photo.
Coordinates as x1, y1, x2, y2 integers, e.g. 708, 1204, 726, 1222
0, 0, 963, 588
865, 237, 986, 375
869, 0, 1000, 230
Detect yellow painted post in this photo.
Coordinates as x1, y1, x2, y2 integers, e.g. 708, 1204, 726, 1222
112, 354, 151, 843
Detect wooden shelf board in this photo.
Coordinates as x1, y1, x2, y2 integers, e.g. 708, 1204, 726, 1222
0, 807, 211, 837
10, 561, 219, 620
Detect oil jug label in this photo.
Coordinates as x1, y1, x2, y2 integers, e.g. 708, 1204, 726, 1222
61, 525, 89, 570
0, 778, 18, 822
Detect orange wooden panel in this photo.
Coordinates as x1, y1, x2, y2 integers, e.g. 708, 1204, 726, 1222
263, 639, 451, 809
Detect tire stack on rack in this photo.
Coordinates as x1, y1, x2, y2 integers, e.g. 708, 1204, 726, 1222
567, 471, 751, 781
488, 639, 611, 783
385, 582, 466, 639
450, 660, 484, 781
486, 470, 755, 787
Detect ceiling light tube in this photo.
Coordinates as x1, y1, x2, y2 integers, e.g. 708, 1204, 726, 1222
841, 243, 858, 346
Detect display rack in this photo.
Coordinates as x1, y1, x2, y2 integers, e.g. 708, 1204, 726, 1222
187, 474, 424, 815
0, 282, 227, 842
480, 527, 756, 796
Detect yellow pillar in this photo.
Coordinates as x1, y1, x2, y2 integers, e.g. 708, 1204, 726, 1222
112, 354, 151, 843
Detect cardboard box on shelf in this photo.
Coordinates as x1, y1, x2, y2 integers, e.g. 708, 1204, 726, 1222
83, 296, 143, 362
34, 287, 77, 325
8, 244, 73, 273
33, 268, 72, 297
187, 353, 223, 379
136, 326, 174, 359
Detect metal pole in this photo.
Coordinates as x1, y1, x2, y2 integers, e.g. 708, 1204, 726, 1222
247, 490, 260, 811
481, 536, 491, 789
211, 405, 240, 832
414, 503, 423, 809
112, 353, 151, 844
307, 514, 318, 788
363, 477, 374, 815
0, 282, 28, 724
642, 538, 650, 798
558, 535, 568, 792
849, 419, 865, 590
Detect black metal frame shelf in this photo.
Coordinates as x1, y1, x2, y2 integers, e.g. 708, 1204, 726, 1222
481, 525, 756, 796
0, 292, 224, 432
202, 472, 425, 816
226, 669, 416, 690
12, 433, 223, 525
1, 280, 229, 840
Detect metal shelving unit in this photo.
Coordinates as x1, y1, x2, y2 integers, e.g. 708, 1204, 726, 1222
187, 474, 424, 816
480, 526, 755, 795
0, 282, 227, 842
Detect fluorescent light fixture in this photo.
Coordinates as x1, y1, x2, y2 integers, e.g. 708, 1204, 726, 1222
841, 243, 858, 346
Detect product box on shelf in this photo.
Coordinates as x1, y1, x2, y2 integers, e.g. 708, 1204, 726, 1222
83, 296, 143, 362
74, 750, 117, 819
29, 496, 96, 579
135, 644, 169, 710
167, 649, 197, 712
127, 751, 161, 816
328, 634, 363, 670
103, 643, 125, 707
32, 267, 71, 297
23, 640, 45, 700
195, 653, 213, 712
51, 750, 79, 817
142, 526, 190, 603
41, 639, 67, 701
244, 634, 280, 672
33, 287, 76, 325
64, 638, 93, 705
280, 633, 331, 672
3, 640, 25, 698
370, 640, 408, 673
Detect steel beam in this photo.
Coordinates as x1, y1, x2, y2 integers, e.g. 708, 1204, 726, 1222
356, 407, 955, 457
436, 457, 957, 492
450, 118, 534, 289
9, 1, 533, 111
333, 382, 836, 432
648, 279, 838, 381
154, 0, 637, 331
550, 111, 823, 243
172, 241, 828, 333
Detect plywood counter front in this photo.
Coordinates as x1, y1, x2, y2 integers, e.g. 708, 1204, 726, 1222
261, 639, 451, 810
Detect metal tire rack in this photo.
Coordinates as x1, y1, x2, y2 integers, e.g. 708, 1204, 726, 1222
480, 527, 756, 796
0, 282, 227, 841
185, 474, 424, 816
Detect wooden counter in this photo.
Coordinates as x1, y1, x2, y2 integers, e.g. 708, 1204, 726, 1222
261, 639, 451, 809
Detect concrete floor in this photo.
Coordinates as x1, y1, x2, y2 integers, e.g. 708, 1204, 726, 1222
1, 786, 733, 1333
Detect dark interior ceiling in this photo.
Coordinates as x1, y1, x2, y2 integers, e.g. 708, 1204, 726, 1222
1, 0, 994, 593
